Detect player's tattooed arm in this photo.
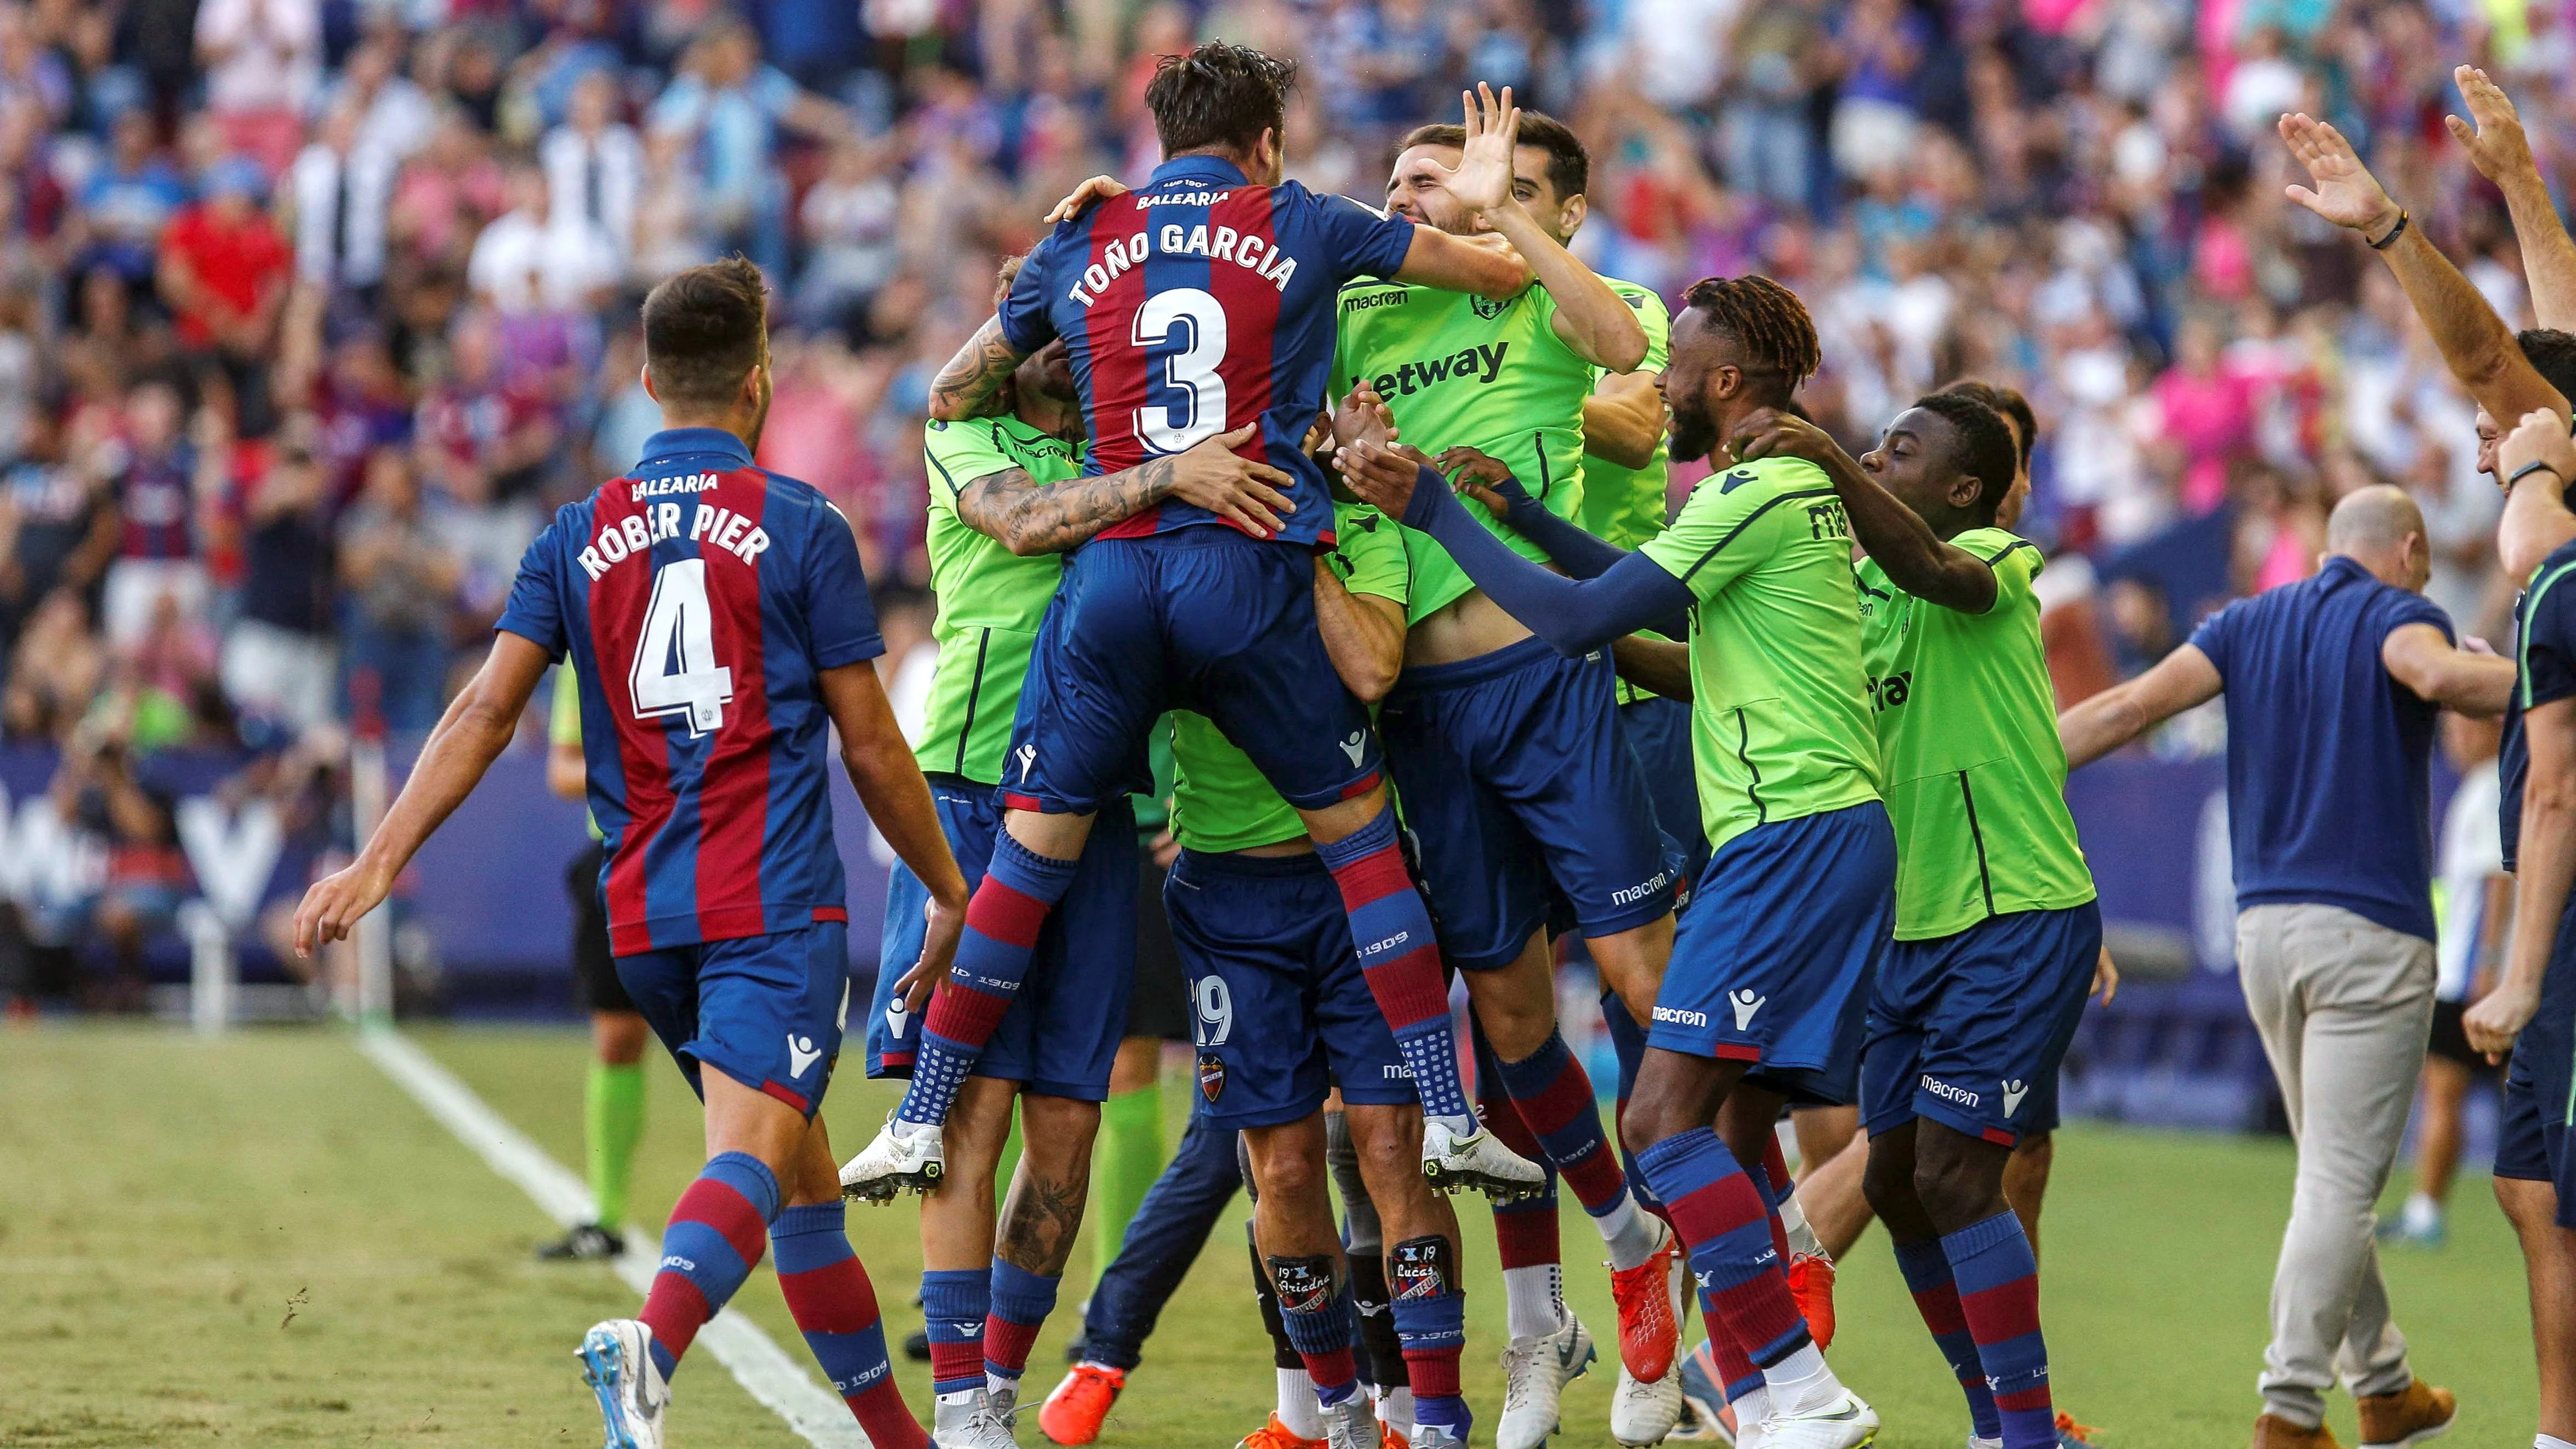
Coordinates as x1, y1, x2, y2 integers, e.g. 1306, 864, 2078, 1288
926, 318, 1027, 423
957, 424, 1297, 553
1729, 407, 1999, 616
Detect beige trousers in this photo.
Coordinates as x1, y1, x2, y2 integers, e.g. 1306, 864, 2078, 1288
2236, 902, 2436, 1428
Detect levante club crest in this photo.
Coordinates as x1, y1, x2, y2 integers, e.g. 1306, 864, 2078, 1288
1197, 1052, 1227, 1103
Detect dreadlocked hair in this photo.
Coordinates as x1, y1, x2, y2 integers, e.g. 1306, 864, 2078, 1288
1681, 275, 1821, 391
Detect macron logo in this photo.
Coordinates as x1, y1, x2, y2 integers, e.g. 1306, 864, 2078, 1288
1729, 990, 1766, 1030
1922, 1074, 1981, 1109
787, 1035, 821, 1078
885, 998, 910, 1039
1015, 744, 1037, 783
1339, 732, 1367, 766
2001, 1078, 2029, 1117
1652, 1006, 1707, 1028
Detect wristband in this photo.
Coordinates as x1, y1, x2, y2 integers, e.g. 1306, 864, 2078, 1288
2508, 459, 2562, 491
2367, 208, 2412, 251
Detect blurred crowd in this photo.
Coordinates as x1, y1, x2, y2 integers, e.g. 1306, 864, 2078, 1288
0, 0, 2563, 1004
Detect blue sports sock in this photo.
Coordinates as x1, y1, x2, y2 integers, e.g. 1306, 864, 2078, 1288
1271, 1259, 1360, 1400
1392, 1276, 1469, 1440
921, 1267, 992, 1397
896, 837, 1077, 1127
1894, 1237, 2003, 1441
639, 1151, 782, 1381
1944, 1212, 2052, 1449
1635, 1130, 1809, 1367
985, 1258, 1061, 1384
1316, 809, 1472, 1125
770, 1203, 922, 1444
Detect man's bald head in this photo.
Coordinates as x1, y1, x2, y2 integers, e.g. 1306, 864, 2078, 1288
2326, 485, 2431, 593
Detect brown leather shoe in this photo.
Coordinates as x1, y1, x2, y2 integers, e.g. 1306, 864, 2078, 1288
2357, 1381, 2458, 1447
2252, 1414, 2345, 1449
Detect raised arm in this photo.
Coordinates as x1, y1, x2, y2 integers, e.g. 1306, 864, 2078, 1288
2498, 407, 2576, 584
1336, 439, 1692, 656
293, 630, 555, 954
2281, 111, 2569, 431
1429, 85, 1646, 371
2380, 621, 2515, 716
1730, 407, 1997, 614
1584, 369, 1664, 471
928, 317, 1029, 423
2057, 643, 2224, 768
951, 424, 1295, 554
820, 658, 968, 1008
2447, 67, 2576, 332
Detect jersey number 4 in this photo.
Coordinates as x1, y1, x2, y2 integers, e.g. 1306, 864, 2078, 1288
1134, 288, 1228, 453
630, 558, 736, 736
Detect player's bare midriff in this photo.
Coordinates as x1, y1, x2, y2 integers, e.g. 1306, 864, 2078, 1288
1402, 567, 1566, 667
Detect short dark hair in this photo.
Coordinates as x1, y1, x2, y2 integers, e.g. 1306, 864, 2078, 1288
1396, 110, 1588, 204
1681, 275, 1819, 405
993, 252, 1030, 309
1910, 392, 2018, 525
1145, 43, 1296, 160
1937, 378, 2037, 469
641, 257, 769, 411
2519, 328, 2576, 405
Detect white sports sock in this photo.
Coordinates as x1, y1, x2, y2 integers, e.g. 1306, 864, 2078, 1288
1502, 1263, 1566, 1340
2537, 1436, 2575, 1449
1731, 1383, 1771, 1428
1277, 1369, 1322, 1440
1431, 1111, 1482, 1140
1760, 1342, 1845, 1417
986, 1370, 1020, 1400
2402, 1192, 2444, 1234
1970, 1437, 2004, 1449
1779, 1188, 1824, 1260
1377, 1385, 1417, 1435
1599, 1191, 1661, 1270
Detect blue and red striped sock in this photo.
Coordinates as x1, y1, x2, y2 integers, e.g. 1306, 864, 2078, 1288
1496, 1031, 1652, 1264
985, 1259, 1061, 1391
1391, 1255, 1469, 1442
638, 1152, 780, 1381
771, 1203, 928, 1448
1894, 1237, 2003, 1441
1271, 1259, 1361, 1405
1946, 1212, 2052, 1448
896, 836, 1076, 1128
1316, 809, 1471, 1128
920, 1267, 991, 1398
1635, 1130, 1809, 1367
1474, 1039, 1564, 1338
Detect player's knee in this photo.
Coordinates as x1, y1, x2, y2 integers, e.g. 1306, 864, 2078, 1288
1343, 1108, 1421, 1189
1860, 1139, 1918, 1220
1016, 1094, 1103, 1177
1912, 1141, 2008, 1228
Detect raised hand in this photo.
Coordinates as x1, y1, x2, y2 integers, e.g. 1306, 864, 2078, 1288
1424, 83, 1521, 217
1333, 382, 1398, 452
2279, 112, 2403, 237
2446, 65, 2535, 185
2499, 407, 2576, 490
1045, 174, 1130, 224
1333, 437, 1436, 518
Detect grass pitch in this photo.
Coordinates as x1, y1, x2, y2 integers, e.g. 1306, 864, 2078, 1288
0, 1021, 2543, 1447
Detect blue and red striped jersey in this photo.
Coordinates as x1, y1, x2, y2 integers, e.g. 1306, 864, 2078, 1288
996, 155, 1416, 549
496, 427, 884, 956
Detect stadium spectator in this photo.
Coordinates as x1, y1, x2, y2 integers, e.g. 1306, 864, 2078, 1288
466, 161, 616, 315
540, 69, 641, 270
157, 157, 290, 434
191, 0, 320, 176
334, 444, 456, 730
218, 411, 334, 732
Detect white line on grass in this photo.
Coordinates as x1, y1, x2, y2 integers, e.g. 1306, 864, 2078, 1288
359, 1027, 871, 1448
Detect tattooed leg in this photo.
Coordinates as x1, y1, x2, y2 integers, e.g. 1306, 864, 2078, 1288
983, 1094, 1102, 1397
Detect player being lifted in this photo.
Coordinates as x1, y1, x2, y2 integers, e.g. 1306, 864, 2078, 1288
860, 252, 1299, 1447
292, 259, 959, 1449
839, 44, 1545, 1204
1727, 395, 2099, 1449
1338, 275, 1886, 1449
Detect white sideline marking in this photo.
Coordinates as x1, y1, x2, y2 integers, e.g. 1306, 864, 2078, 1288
359, 1028, 871, 1447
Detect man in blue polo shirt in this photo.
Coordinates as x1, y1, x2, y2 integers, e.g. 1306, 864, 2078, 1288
2059, 485, 2513, 1449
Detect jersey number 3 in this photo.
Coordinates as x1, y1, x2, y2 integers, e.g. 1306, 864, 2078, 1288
1133, 287, 1228, 453
630, 557, 736, 736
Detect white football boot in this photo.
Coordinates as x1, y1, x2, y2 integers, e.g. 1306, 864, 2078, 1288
577, 1319, 668, 1449
1496, 1310, 1595, 1449
839, 1115, 946, 1202
931, 1387, 1021, 1448
1754, 1391, 1879, 1449
1612, 1359, 1687, 1446
1419, 1118, 1546, 1201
